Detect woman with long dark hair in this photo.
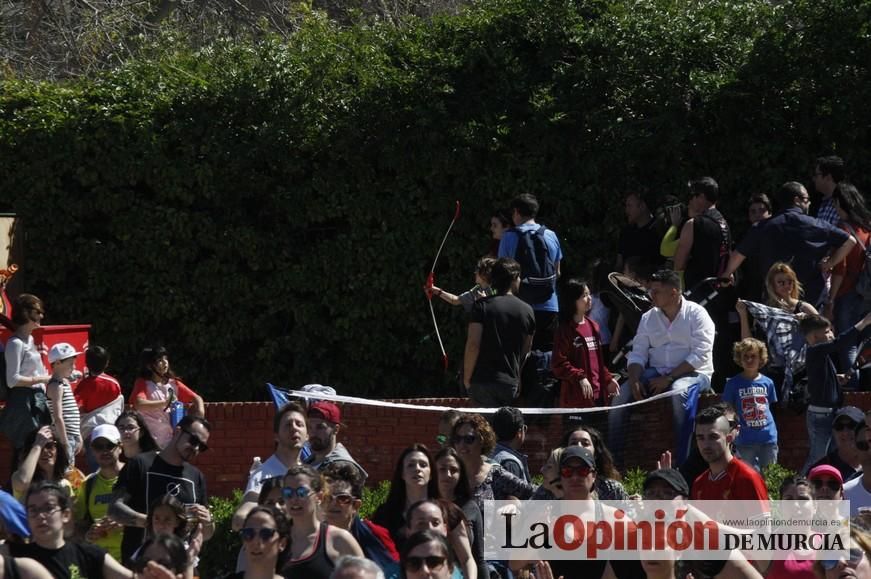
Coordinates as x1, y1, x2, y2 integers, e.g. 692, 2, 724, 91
115, 410, 158, 460
130, 346, 205, 448
435, 447, 485, 579
1, 294, 52, 452
372, 445, 477, 579
827, 183, 871, 389
11, 426, 70, 501
371, 444, 440, 545
560, 424, 628, 501
224, 505, 288, 579
552, 278, 619, 409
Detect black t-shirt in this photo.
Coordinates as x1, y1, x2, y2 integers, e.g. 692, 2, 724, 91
10, 541, 106, 578
468, 294, 536, 386
618, 219, 664, 267
114, 450, 208, 565
685, 207, 730, 289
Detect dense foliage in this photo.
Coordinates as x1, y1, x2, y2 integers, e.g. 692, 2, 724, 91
2, 0, 870, 400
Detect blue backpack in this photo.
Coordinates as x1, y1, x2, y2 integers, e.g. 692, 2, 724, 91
513, 225, 557, 304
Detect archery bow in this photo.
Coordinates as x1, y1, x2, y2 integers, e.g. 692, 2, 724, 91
424, 201, 461, 370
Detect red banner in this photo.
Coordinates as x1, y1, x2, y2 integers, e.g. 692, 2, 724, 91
1, 324, 91, 375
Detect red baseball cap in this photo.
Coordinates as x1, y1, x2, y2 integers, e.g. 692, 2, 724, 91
807, 464, 844, 485
308, 401, 342, 424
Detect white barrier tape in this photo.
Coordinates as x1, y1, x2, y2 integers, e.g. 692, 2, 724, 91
284, 384, 695, 415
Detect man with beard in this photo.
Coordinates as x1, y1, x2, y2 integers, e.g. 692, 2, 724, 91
304, 401, 368, 481
73, 424, 124, 561
74, 425, 125, 561
109, 415, 215, 565
231, 401, 308, 531
691, 405, 768, 505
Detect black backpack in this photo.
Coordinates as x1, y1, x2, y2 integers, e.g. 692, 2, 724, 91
513, 225, 557, 304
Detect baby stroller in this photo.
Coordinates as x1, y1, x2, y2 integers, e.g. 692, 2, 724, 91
605, 274, 724, 369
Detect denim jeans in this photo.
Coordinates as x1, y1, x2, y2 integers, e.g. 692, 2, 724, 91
608, 368, 711, 466
803, 408, 834, 474
835, 290, 866, 389
736, 443, 779, 473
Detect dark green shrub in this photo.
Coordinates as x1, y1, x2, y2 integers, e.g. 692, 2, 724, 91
200, 490, 243, 576
2, 0, 870, 400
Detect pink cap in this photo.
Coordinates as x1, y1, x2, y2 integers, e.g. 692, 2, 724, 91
807, 464, 844, 485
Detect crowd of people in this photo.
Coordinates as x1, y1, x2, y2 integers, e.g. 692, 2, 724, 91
0, 154, 870, 577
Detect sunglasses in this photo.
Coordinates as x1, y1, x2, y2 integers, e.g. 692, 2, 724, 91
182, 429, 209, 452
282, 486, 312, 500
833, 421, 857, 432
92, 441, 118, 452
406, 555, 447, 572
452, 434, 478, 446
811, 479, 842, 492
560, 466, 594, 479
327, 493, 354, 505
821, 547, 865, 570
240, 527, 278, 542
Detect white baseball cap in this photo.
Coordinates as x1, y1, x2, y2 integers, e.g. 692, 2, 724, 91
48, 342, 82, 364
90, 424, 121, 445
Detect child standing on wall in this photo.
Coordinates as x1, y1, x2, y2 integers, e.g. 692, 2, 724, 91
131, 346, 205, 449
722, 338, 778, 472
46, 342, 83, 462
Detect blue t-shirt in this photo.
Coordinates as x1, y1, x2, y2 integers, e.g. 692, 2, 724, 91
722, 374, 778, 445
498, 223, 563, 312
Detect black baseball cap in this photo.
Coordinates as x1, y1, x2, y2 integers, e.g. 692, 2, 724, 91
560, 446, 596, 470
643, 468, 690, 498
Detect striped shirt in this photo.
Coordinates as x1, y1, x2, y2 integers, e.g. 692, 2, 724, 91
48, 378, 82, 447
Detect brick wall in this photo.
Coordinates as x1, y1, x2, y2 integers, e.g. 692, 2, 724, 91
2, 394, 871, 498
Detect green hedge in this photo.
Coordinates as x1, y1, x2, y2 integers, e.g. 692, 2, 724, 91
2, 0, 870, 400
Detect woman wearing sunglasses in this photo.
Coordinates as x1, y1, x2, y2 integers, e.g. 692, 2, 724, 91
809, 465, 846, 522
11, 426, 71, 501
222, 505, 288, 579
280, 465, 363, 578
401, 530, 455, 579
321, 463, 399, 574
450, 415, 534, 513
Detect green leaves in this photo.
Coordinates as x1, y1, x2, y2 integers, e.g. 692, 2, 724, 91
2, 0, 871, 400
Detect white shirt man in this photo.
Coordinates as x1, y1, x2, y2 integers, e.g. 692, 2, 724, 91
608, 270, 715, 467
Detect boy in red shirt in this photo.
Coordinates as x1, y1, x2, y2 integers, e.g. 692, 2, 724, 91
692, 404, 769, 508
75, 345, 124, 469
